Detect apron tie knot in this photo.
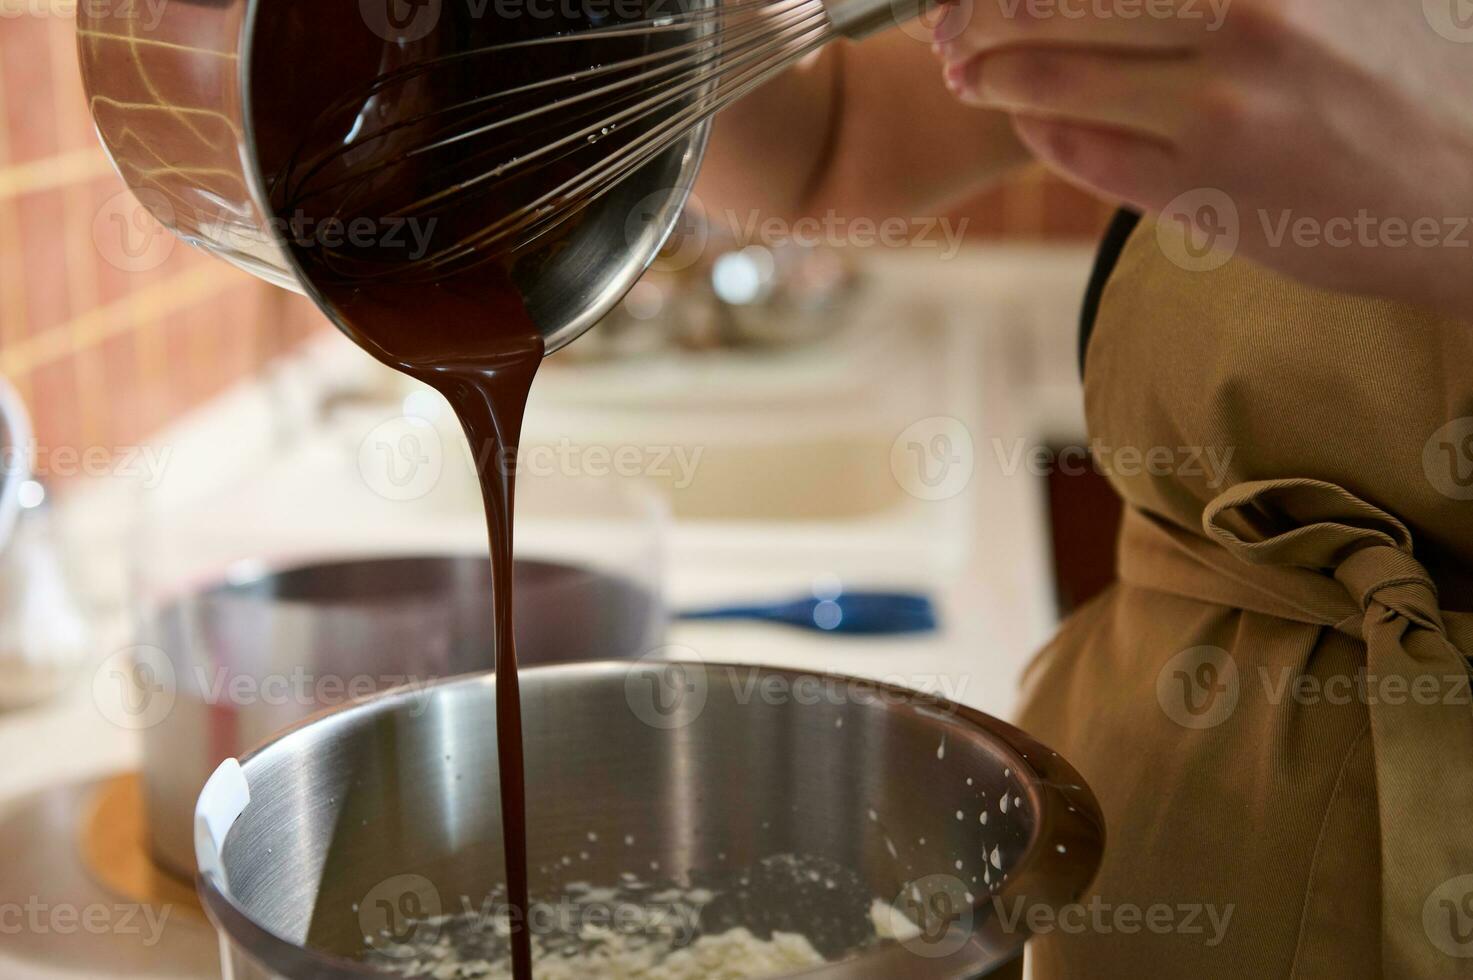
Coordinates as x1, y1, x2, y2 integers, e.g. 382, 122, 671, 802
1333, 545, 1446, 638
1119, 477, 1473, 978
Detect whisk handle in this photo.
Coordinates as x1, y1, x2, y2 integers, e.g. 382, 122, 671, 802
822, 0, 941, 39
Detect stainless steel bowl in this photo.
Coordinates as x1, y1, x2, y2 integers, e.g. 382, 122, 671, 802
75, 0, 709, 353
143, 555, 662, 878
195, 662, 1104, 979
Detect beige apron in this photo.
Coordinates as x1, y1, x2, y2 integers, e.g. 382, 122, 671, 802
1017, 218, 1473, 979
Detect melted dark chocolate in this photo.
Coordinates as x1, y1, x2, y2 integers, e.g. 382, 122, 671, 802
246, 5, 662, 977
327, 280, 544, 980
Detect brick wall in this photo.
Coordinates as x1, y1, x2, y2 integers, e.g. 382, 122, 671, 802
0, 3, 324, 474
1, 4, 1111, 481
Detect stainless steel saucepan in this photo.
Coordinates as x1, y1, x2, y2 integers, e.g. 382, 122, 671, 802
142, 554, 663, 878
195, 662, 1104, 979
74, 0, 709, 353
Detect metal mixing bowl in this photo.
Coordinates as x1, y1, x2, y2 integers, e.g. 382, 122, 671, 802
195, 662, 1104, 979
144, 555, 662, 878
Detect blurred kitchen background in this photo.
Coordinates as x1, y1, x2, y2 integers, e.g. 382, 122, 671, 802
4, 0, 1132, 949
0, 7, 1132, 978
0, 11, 1106, 453
0, 0, 1145, 719
0, 1, 1132, 716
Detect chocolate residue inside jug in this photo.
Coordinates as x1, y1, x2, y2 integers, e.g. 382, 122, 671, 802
246, 5, 658, 978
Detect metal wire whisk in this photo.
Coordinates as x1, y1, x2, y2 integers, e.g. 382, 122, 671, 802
273, 0, 930, 280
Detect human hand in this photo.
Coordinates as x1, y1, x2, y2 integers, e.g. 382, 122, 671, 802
932, 0, 1473, 319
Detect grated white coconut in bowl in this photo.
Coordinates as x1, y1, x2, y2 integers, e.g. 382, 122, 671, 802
369, 878, 920, 980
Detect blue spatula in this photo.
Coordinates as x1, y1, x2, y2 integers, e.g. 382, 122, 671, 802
679, 590, 938, 635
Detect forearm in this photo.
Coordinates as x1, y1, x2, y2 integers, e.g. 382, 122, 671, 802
695, 50, 844, 222
695, 34, 1032, 226
806, 35, 1030, 218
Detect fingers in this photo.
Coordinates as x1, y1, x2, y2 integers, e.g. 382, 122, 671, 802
1009, 113, 1179, 211
925, 0, 1232, 213
934, 0, 1223, 59
944, 48, 1201, 142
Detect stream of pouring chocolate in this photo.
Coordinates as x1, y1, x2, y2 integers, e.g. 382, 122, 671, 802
251, 5, 661, 976
262, 77, 547, 980
319, 282, 544, 980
